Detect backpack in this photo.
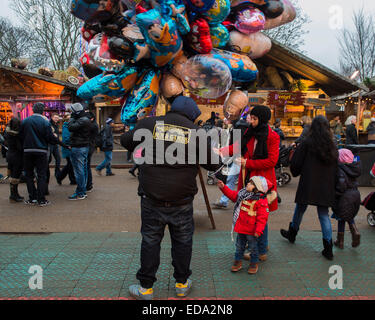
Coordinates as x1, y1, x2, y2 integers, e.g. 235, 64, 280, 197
95, 128, 105, 149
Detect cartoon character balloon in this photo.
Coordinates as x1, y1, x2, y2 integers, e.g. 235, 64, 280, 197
180, 55, 232, 99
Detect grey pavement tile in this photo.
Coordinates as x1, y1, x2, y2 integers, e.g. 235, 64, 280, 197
22, 287, 74, 298
0, 288, 25, 298
71, 287, 120, 298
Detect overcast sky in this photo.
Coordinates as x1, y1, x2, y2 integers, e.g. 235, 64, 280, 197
1, 0, 374, 73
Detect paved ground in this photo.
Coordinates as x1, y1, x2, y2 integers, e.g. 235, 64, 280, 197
0, 230, 374, 299
0, 159, 373, 233
1, 154, 375, 299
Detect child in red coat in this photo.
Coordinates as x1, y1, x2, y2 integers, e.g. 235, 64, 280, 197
217, 176, 276, 274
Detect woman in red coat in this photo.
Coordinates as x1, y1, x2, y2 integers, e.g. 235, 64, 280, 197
218, 105, 280, 259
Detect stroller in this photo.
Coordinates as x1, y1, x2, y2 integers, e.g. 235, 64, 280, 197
275, 145, 294, 187
361, 192, 375, 227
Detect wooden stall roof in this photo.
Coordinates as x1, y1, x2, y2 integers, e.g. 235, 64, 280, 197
0, 65, 78, 98
258, 39, 365, 97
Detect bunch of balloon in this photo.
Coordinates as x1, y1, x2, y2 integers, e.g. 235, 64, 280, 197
70, 0, 297, 127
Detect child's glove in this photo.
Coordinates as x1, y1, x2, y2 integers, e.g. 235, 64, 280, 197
217, 180, 225, 189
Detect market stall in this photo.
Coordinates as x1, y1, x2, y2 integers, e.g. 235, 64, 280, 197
0, 65, 78, 132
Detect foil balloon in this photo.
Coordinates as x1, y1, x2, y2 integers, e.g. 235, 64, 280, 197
188, 18, 213, 54
71, 0, 121, 23
77, 65, 139, 99
171, 54, 188, 78
160, 73, 184, 98
261, 0, 284, 19
210, 24, 230, 48
234, 7, 266, 34
208, 49, 258, 83
203, 0, 231, 25
121, 69, 161, 126
122, 0, 143, 10
135, 8, 183, 67
229, 30, 272, 59
185, 0, 216, 13
180, 55, 232, 99
223, 90, 249, 120
264, 0, 296, 30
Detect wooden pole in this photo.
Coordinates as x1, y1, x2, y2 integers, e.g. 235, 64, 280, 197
198, 166, 216, 230
356, 89, 362, 138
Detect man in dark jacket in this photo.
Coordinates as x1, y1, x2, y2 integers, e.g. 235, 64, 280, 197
121, 96, 221, 300
19, 103, 67, 206
96, 118, 115, 176
68, 103, 91, 200
86, 112, 99, 192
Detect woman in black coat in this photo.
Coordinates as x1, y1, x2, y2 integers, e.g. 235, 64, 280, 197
280, 116, 338, 260
4, 117, 24, 202
345, 116, 358, 145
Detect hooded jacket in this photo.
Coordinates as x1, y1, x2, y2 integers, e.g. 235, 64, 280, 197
333, 161, 361, 221
121, 96, 222, 203
68, 110, 91, 148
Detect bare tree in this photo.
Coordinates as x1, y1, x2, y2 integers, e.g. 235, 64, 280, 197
0, 17, 33, 66
11, 0, 82, 70
338, 8, 375, 81
263, 0, 311, 52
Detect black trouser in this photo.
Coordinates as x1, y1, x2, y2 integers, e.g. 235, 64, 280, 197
24, 152, 48, 202
6, 151, 23, 180
86, 149, 94, 189
50, 144, 61, 174
58, 157, 76, 184
137, 197, 195, 289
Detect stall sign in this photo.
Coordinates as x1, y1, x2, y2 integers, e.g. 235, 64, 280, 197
268, 91, 306, 106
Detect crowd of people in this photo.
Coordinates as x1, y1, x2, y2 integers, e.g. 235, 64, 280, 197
0, 99, 366, 300
0, 102, 118, 206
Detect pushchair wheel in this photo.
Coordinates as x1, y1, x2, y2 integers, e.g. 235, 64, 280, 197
207, 177, 215, 185
282, 172, 291, 185
277, 176, 285, 187
368, 212, 375, 227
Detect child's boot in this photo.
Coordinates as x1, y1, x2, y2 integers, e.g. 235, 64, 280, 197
231, 260, 242, 272
349, 223, 361, 248
248, 263, 258, 274
334, 232, 344, 249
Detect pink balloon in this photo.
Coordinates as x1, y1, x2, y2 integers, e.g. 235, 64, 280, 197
235, 7, 266, 34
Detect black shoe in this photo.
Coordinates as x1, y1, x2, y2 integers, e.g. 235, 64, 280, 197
106, 173, 115, 176
280, 222, 298, 244
129, 169, 136, 177
25, 199, 38, 205
322, 239, 334, 260
9, 184, 24, 203
38, 200, 51, 207
86, 186, 93, 193
56, 177, 62, 185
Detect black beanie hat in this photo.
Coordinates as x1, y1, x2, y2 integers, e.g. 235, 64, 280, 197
32, 103, 45, 114
250, 105, 271, 124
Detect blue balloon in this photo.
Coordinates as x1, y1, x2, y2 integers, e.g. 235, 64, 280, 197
121, 69, 161, 126
77, 66, 139, 100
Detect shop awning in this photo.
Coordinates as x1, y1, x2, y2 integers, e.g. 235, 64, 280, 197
0, 65, 78, 99
259, 39, 365, 97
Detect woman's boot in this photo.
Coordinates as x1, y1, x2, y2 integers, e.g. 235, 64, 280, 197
334, 232, 344, 249
322, 239, 333, 260
9, 182, 24, 203
349, 223, 361, 248
280, 222, 298, 243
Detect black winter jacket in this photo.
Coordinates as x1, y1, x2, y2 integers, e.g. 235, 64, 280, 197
101, 124, 114, 152
333, 161, 361, 221
121, 111, 222, 203
19, 114, 62, 153
345, 124, 358, 145
290, 139, 338, 207
68, 111, 91, 148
